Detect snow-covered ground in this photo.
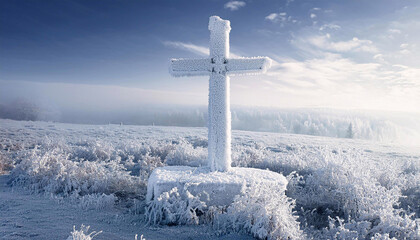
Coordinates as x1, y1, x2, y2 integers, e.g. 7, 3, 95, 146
0, 175, 251, 240
0, 119, 419, 239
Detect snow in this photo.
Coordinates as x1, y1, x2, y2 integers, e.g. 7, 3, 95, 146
169, 58, 210, 77
1, 119, 419, 239
146, 166, 287, 206
209, 16, 231, 59
208, 73, 232, 171
145, 165, 290, 239
66, 225, 102, 240
0, 174, 251, 239
226, 57, 272, 75
169, 16, 273, 172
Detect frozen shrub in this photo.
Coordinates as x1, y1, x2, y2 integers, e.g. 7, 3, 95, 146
10, 146, 146, 201
78, 193, 117, 210
145, 187, 207, 225
146, 182, 303, 240
1, 119, 419, 239
165, 140, 207, 167
135, 234, 146, 240
67, 225, 102, 240
222, 182, 304, 240
0, 152, 13, 174
138, 153, 164, 181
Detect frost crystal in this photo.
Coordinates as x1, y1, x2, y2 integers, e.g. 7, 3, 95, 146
170, 16, 272, 172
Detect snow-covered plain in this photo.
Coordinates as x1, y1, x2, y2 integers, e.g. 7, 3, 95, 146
0, 119, 419, 239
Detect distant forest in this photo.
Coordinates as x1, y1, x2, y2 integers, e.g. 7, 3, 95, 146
1, 98, 419, 143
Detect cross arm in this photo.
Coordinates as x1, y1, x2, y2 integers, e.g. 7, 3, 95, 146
226, 57, 272, 75
169, 58, 211, 77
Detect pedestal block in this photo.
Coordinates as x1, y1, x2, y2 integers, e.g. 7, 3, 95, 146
146, 166, 288, 207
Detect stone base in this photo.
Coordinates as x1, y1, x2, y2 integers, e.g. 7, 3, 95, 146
146, 166, 287, 207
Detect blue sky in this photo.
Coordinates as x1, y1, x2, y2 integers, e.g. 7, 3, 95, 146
1, 0, 419, 112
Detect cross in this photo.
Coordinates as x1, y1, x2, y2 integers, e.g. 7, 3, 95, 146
170, 16, 272, 172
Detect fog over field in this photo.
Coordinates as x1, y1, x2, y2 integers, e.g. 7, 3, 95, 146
1, 96, 419, 146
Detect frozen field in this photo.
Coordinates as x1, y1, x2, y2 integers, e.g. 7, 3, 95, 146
0, 119, 419, 239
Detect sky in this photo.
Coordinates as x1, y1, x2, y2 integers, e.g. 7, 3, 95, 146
1, 0, 419, 113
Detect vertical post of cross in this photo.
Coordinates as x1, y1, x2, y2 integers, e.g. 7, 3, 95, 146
208, 16, 231, 172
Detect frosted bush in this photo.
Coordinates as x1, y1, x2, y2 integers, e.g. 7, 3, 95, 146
145, 187, 207, 225
67, 225, 102, 240
10, 145, 146, 201
164, 140, 207, 167
138, 153, 164, 181
284, 155, 418, 238
145, 182, 303, 239
321, 213, 419, 239
320, 217, 371, 239
230, 141, 419, 238
67, 225, 146, 240
221, 182, 304, 240
135, 234, 146, 240
0, 152, 13, 174
1, 119, 419, 239
79, 193, 117, 210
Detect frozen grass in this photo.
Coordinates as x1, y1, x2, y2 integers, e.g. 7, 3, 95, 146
67, 225, 102, 240
66, 225, 145, 240
1, 119, 419, 239
0, 151, 13, 174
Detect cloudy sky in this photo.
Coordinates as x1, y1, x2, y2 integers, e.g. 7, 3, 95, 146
1, 0, 419, 113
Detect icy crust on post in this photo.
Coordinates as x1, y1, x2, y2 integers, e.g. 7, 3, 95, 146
169, 56, 272, 77
146, 166, 288, 206
227, 57, 272, 75
169, 58, 210, 77
208, 16, 231, 32
209, 16, 231, 58
168, 16, 273, 172
208, 74, 231, 172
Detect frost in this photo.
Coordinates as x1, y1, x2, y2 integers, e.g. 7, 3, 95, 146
169, 16, 272, 172
222, 182, 304, 239
79, 193, 117, 210
145, 187, 207, 225
146, 166, 287, 207
169, 58, 210, 77
146, 181, 303, 239
1, 119, 419, 239
67, 225, 102, 240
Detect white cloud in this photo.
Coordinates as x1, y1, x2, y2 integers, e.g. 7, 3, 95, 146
286, 0, 295, 6
256, 54, 420, 112
310, 13, 317, 19
312, 7, 321, 11
388, 28, 401, 34
306, 35, 378, 53
319, 24, 341, 31
373, 54, 387, 63
399, 43, 411, 54
163, 41, 209, 56
265, 12, 295, 26
224, 1, 246, 11
265, 13, 279, 22
399, 49, 411, 54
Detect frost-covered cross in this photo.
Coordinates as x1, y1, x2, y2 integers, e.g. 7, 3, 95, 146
170, 16, 272, 172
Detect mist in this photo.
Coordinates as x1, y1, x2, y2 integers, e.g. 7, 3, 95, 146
1, 92, 419, 146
